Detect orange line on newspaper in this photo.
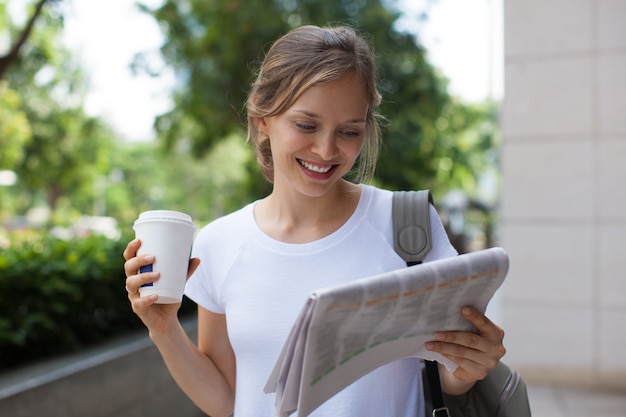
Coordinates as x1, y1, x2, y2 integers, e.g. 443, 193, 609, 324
438, 276, 468, 288
402, 286, 434, 298
365, 293, 400, 306
325, 269, 498, 313
471, 269, 498, 280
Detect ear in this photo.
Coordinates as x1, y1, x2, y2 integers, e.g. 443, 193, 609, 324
255, 117, 269, 135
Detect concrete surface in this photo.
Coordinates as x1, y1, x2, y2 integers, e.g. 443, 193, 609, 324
529, 383, 626, 417
0, 320, 203, 417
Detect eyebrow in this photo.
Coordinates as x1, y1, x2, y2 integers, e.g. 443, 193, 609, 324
291, 109, 366, 124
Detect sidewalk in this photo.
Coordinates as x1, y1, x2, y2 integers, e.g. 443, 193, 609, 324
528, 383, 626, 417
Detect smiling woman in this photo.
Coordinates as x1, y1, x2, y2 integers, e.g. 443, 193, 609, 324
246, 26, 381, 186
121, 23, 507, 417
255, 72, 368, 192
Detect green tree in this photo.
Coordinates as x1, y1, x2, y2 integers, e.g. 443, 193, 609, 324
0, 82, 31, 170
0, 0, 52, 79
2, 0, 117, 214
17, 108, 115, 212
0, 0, 46, 171
137, 0, 494, 202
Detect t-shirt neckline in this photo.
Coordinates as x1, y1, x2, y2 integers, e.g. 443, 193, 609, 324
249, 184, 373, 253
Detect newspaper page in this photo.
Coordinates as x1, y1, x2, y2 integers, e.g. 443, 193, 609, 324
264, 247, 509, 417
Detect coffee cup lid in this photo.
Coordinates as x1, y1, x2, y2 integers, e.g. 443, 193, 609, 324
133, 210, 195, 228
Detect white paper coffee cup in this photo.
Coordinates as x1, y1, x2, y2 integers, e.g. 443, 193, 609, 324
133, 210, 196, 304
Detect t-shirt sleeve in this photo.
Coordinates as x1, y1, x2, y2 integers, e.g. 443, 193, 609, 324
184, 232, 225, 314
184, 257, 224, 314
185, 214, 235, 314
183, 204, 254, 314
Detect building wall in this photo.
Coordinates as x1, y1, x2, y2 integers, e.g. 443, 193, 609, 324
499, 0, 626, 388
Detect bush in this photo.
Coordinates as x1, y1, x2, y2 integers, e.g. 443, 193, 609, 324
0, 232, 196, 370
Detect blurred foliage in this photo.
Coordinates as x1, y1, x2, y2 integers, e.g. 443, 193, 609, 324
138, 0, 498, 201
105, 133, 255, 226
1, 0, 116, 212
0, 0, 501, 369
0, 82, 31, 169
0, 231, 196, 371
1, 0, 500, 222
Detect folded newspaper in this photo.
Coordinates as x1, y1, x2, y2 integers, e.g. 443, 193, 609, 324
263, 247, 509, 417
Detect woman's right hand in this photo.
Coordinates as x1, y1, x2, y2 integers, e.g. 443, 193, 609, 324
122, 238, 200, 336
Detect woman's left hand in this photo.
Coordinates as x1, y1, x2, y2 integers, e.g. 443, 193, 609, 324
425, 306, 506, 394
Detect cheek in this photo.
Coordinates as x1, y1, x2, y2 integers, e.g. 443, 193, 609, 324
274, 130, 309, 153
344, 139, 365, 160
268, 132, 303, 165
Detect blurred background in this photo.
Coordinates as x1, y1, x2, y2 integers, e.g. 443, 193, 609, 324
0, 0, 502, 368
1, 0, 625, 415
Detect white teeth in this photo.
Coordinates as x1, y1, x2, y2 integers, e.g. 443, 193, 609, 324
299, 160, 332, 173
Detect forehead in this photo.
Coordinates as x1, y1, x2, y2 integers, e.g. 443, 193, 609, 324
288, 73, 369, 120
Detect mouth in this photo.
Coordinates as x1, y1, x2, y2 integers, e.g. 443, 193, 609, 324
297, 159, 336, 174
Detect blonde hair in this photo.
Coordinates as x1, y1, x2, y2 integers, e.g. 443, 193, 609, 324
246, 25, 383, 183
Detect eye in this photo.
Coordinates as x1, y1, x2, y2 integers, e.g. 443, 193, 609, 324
341, 129, 362, 138
295, 122, 316, 131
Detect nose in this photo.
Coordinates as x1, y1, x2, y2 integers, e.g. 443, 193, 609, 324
311, 131, 339, 160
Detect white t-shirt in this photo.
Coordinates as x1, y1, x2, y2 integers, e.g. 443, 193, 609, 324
185, 184, 457, 417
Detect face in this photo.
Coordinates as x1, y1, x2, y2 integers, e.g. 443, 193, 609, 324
257, 72, 369, 198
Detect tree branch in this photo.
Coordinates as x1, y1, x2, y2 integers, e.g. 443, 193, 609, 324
0, 0, 49, 80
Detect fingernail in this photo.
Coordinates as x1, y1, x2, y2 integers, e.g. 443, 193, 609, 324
462, 307, 472, 316
434, 332, 446, 341
425, 342, 434, 350
144, 255, 155, 262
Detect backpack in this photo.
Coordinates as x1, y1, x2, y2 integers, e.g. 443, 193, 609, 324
392, 190, 532, 417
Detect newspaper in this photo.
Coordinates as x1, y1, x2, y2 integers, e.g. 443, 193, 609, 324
263, 247, 509, 417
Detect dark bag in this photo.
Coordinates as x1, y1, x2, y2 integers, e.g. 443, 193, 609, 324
392, 191, 532, 417
422, 359, 531, 417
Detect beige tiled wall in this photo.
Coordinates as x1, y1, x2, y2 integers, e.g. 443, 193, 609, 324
499, 0, 626, 389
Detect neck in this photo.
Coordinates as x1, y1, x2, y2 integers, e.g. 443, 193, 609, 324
254, 181, 361, 243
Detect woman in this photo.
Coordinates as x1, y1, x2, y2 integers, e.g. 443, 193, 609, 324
123, 24, 505, 417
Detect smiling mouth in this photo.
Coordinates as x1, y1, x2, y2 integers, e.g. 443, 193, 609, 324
298, 159, 334, 174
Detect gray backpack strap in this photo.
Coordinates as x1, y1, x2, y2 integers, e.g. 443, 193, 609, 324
392, 190, 433, 265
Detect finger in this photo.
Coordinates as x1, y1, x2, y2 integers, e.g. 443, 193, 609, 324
124, 254, 155, 277
427, 342, 499, 382
434, 339, 500, 367
130, 293, 159, 314
122, 238, 141, 261
447, 354, 491, 381
125, 270, 160, 295
461, 307, 505, 341
438, 326, 491, 349
428, 332, 486, 359
427, 325, 505, 360
431, 328, 506, 360
186, 257, 201, 279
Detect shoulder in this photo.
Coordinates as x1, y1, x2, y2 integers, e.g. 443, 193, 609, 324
191, 202, 258, 269
186, 202, 257, 312
194, 203, 255, 246
361, 184, 457, 262
360, 183, 393, 214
